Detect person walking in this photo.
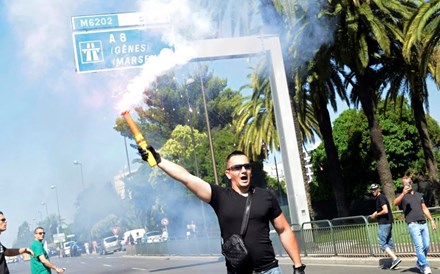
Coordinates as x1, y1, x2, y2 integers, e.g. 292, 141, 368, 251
30, 227, 64, 274
393, 176, 437, 274
0, 211, 34, 274
369, 184, 401, 269
138, 146, 306, 274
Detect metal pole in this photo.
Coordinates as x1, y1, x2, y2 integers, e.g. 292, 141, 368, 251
41, 202, 49, 218
198, 68, 219, 185
51, 185, 62, 233
185, 79, 207, 236
73, 161, 85, 188
124, 136, 132, 174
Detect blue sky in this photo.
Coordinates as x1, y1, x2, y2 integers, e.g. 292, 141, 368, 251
0, 0, 260, 245
0, 0, 439, 246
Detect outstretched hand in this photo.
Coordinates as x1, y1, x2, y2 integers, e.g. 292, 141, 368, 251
137, 145, 161, 164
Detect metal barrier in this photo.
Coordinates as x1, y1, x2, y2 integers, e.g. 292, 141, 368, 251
126, 208, 440, 258
297, 208, 440, 257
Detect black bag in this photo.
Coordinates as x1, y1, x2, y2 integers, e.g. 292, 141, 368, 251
221, 234, 249, 268
221, 189, 253, 268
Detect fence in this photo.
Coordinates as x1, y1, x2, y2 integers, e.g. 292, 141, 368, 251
126, 208, 440, 258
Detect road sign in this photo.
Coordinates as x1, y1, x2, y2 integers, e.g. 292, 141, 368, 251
72, 12, 171, 31
161, 218, 169, 226
53, 233, 66, 244
72, 27, 172, 73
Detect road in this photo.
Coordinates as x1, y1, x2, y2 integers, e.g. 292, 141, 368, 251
8, 253, 427, 273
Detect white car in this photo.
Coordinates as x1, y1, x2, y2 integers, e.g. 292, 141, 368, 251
142, 231, 167, 243
63, 241, 75, 257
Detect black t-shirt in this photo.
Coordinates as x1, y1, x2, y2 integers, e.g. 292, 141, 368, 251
0, 244, 10, 274
401, 192, 426, 224
375, 193, 393, 225
209, 184, 282, 272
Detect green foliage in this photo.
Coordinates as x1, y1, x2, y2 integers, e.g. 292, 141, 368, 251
311, 99, 440, 201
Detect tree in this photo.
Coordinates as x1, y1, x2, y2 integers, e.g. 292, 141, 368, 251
329, 0, 415, 203
311, 98, 440, 209
401, 0, 440, 203
14, 221, 33, 247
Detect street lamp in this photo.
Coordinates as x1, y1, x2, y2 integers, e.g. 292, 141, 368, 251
185, 77, 208, 237
184, 78, 200, 177
198, 69, 219, 185
50, 185, 62, 233
73, 160, 85, 188
41, 202, 49, 218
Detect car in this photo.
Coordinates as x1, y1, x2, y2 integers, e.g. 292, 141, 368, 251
100, 236, 122, 255
142, 231, 165, 243
5, 256, 19, 264
62, 241, 75, 257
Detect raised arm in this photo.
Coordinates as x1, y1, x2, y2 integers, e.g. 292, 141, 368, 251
139, 146, 212, 203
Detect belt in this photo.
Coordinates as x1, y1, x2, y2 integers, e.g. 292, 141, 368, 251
409, 220, 426, 224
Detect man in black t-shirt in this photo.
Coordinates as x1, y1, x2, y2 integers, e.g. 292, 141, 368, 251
0, 211, 34, 274
393, 176, 437, 274
369, 184, 401, 269
139, 147, 306, 274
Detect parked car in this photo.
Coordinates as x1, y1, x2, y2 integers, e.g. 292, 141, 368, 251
5, 256, 19, 264
142, 231, 165, 243
122, 228, 146, 249
62, 241, 75, 257
100, 236, 122, 255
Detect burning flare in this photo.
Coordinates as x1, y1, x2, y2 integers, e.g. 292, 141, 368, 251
121, 110, 158, 167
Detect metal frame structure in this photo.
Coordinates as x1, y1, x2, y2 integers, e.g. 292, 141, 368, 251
186, 35, 311, 225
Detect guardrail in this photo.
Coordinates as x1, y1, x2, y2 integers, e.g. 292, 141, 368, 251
126, 207, 440, 258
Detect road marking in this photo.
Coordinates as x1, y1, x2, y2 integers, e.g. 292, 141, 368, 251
132, 267, 147, 271
102, 264, 112, 267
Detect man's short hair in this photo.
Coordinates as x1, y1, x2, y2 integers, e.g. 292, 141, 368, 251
226, 150, 247, 163
34, 226, 45, 233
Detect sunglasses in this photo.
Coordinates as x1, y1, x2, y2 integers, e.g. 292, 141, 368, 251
37, 232, 46, 235
227, 163, 251, 171
0, 218, 6, 222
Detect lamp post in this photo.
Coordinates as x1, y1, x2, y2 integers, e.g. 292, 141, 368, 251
41, 202, 49, 218
184, 78, 200, 177
198, 69, 219, 185
185, 78, 208, 236
73, 160, 85, 188
50, 185, 62, 233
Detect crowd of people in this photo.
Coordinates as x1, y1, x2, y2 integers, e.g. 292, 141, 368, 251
1, 145, 438, 274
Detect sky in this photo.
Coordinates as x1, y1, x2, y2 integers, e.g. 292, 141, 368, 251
0, 0, 439, 247
0, 0, 262, 246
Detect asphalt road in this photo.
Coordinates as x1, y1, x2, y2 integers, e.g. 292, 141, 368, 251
7, 252, 434, 273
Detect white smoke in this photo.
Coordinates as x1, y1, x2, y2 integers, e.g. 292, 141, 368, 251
117, 0, 214, 112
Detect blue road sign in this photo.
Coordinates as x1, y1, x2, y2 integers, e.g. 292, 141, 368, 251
72, 27, 172, 73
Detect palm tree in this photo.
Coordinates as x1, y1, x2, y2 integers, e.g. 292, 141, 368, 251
294, 46, 351, 216
233, 61, 280, 160
329, 0, 415, 202
397, 0, 440, 203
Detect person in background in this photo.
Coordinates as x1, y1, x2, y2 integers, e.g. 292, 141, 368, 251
138, 146, 306, 274
0, 211, 34, 274
30, 227, 64, 274
369, 184, 401, 269
393, 176, 437, 274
